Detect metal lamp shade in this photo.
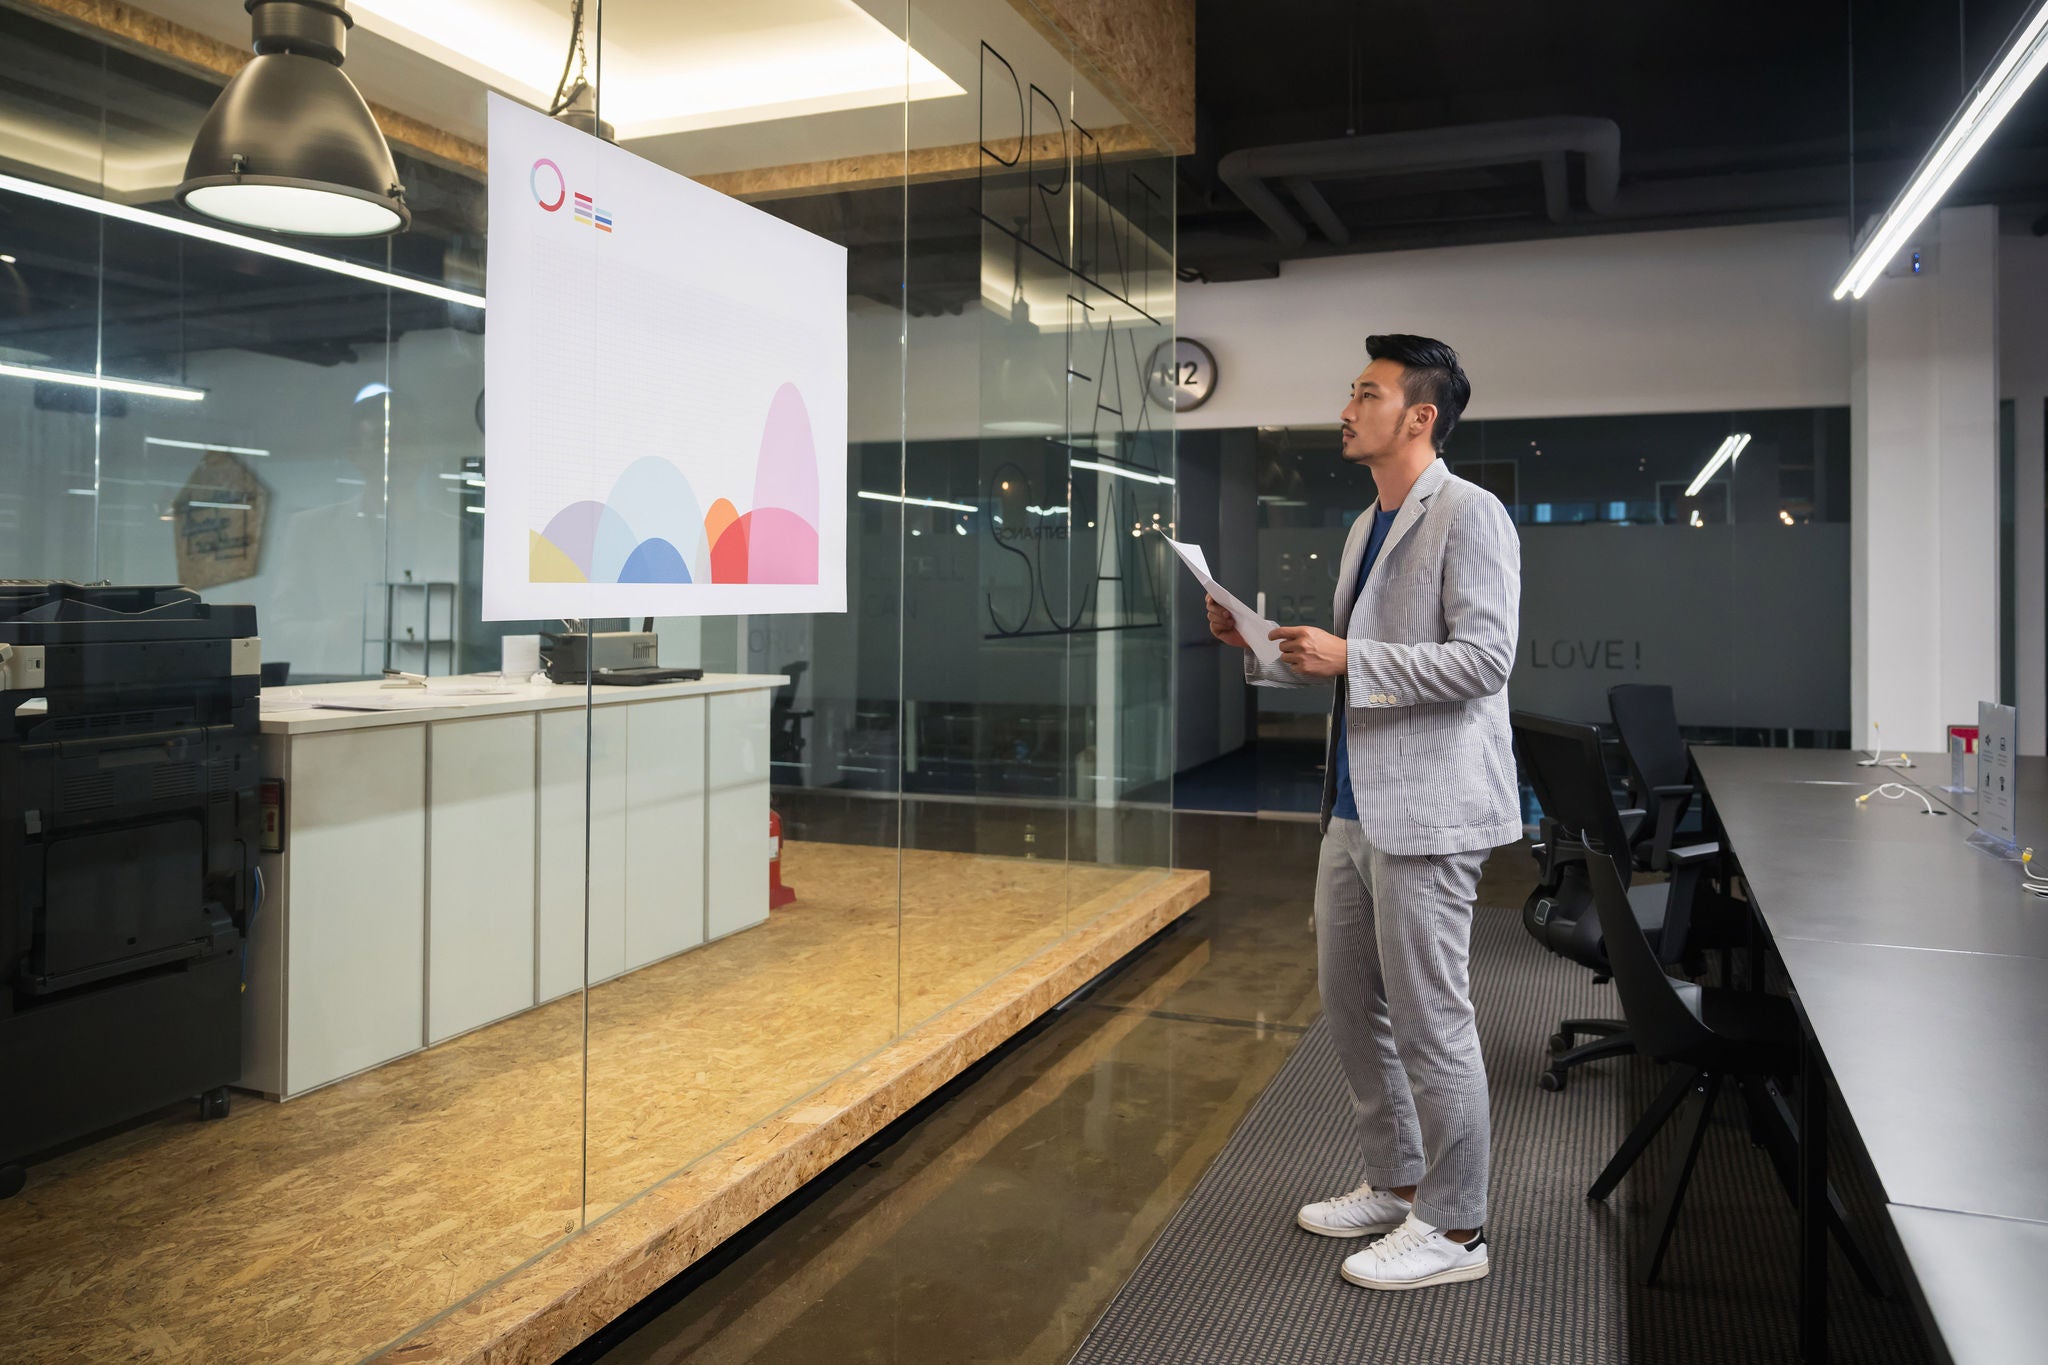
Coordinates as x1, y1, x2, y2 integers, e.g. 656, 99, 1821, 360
177, 51, 408, 237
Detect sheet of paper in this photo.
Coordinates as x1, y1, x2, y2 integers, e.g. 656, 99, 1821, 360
309, 695, 447, 713
1162, 534, 1283, 666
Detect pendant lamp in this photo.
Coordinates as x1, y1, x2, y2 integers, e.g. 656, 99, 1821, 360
177, 0, 408, 237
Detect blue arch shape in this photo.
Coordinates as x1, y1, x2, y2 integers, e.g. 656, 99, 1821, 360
618, 537, 691, 584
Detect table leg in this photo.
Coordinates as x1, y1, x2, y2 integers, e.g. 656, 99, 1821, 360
1799, 1027, 1830, 1362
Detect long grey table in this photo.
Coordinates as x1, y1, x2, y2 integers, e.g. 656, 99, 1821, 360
1691, 746, 2048, 1365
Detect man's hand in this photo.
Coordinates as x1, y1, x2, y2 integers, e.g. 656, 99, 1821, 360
1204, 594, 1247, 649
1269, 625, 1347, 678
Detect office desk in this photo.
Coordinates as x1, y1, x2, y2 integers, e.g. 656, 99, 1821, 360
1692, 747, 2048, 1364
1888, 1206, 2048, 1365
245, 673, 784, 1098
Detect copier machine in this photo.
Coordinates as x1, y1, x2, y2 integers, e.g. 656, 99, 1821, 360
0, 583, 260, 1198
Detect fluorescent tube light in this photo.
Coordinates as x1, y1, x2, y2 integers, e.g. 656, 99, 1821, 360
0, 360, 204, 402
188, 500, 253, 510
857, 490, 976, 513
0, 172, 485, 310
1833, 1, 2048, 299
146, 436, 270, 457
1684, 433, 1751, 498
66, 487, 97, 496
1071, 458, 1175, 487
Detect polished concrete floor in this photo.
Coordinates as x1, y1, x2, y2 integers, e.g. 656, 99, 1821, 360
589, 814, 1537, 1365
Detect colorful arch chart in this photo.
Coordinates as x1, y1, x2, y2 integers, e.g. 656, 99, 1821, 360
483, 93, 846, 620
528, 383, 822, 587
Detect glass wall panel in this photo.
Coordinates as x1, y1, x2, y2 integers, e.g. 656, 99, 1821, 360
1, 2, 1181, 1357
1178, 407, 1852, 815
0, 4, 578, 1359
578, 0, 910, 1223
891, 0, 1178, 1031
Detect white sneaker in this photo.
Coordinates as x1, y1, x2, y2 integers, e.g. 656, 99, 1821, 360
1296, 1181, 1413, 1238
1340, 1213, 1490, 1290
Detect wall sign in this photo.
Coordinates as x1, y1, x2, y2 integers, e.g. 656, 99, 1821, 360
1146, 338, 1217, 412
483, 95, 848, 620
1972, 700, 2019, 855
172, 449, 268, 589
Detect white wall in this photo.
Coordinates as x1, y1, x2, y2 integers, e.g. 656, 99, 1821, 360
1851, 205, 2000, 754
2002, 230, 2048, 754
1176, 219, 1855, 427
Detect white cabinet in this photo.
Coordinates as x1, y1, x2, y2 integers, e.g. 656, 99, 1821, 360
537, 706, 628, 999
278, 726, 426, 1094
624, 697, 707, 968
249, 676, 777, 1097
706, 689, 771, 941
427, 714, 538, 1044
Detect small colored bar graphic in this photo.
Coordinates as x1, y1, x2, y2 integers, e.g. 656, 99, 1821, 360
595, 210, 613, 233
574, 192, 593, 224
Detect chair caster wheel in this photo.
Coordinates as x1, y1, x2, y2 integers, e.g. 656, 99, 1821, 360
1538, 1069, 1567, 1092
198, 1087, 231, 1121
1548, 1032, 1572, 1054
0, 1163, 24, 1199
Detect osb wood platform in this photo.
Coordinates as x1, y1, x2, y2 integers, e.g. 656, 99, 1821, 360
0, 842, 1207, 1364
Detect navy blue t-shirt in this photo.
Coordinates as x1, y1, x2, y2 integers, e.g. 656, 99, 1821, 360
1331, 507, 1401, 822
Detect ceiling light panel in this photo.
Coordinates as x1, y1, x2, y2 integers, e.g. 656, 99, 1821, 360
348, 0, 961, 139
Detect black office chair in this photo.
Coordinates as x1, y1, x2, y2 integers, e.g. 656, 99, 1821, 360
1542, 716, 1887, 1292
1608, 684, 1695, 871
1514, 711, 1724, 1092
771, 660, 812, 772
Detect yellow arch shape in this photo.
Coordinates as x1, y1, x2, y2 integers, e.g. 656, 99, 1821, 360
529, 530, 589, 583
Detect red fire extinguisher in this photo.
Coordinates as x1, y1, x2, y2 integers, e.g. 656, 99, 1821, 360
768, 810, 797, 909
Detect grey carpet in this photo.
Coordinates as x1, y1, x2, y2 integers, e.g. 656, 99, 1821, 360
1070, 904, 1932, 1365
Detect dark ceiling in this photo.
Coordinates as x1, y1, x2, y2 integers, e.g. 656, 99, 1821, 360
1178, 0, 2048, 279
5, 0, 2047, 372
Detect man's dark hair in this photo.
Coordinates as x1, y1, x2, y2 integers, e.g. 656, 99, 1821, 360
1365, 334, 1470, 453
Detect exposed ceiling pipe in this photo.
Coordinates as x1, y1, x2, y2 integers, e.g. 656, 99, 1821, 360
1284, 177, 1350, 245
1217, 116, 1624, 247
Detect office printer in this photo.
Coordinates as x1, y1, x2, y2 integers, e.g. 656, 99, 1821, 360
543, 629, 701, 686
0, 583, 260, 1198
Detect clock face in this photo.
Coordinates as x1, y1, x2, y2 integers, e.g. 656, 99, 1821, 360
1146, 338, 1218, 412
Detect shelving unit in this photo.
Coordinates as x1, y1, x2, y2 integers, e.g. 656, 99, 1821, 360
362, 580, 457, 675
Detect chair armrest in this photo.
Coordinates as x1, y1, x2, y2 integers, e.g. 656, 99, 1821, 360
1644, 786, 1698, 870
1666, 841, 1720, 868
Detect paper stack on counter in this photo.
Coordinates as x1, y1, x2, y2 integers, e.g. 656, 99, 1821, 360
1161, 533, 1283, 666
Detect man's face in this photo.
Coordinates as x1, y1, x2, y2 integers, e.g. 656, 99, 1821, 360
1338, 358, 1424, 465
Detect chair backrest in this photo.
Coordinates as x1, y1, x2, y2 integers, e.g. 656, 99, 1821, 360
1608, 684, 1687, 794
1510, 711, 1632, 860
1585, 850, 1710, 1059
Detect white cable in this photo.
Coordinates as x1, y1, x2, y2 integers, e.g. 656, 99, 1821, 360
1855, 782, 1937, 815
1857, 722, 1915, 768
2022, 848, 2048, 898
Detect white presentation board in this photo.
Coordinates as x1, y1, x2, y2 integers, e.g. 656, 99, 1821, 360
483, 94, 848, 620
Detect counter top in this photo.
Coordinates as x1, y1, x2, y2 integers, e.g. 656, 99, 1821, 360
258, 672, 789, 735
